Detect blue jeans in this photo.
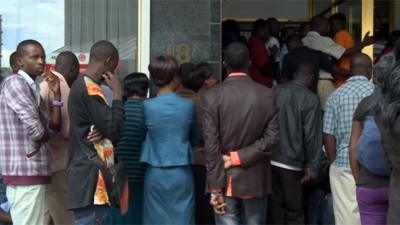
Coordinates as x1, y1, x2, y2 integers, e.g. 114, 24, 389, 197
215, 196, 267, 225
72, 205, 109, 225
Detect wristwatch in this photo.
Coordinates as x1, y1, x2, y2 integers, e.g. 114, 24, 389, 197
52, 100, 64, 107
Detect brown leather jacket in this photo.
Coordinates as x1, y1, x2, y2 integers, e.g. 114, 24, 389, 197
201, 75, 279, 198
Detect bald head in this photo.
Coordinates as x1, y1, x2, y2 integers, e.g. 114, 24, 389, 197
224, 42, 249, 71
55, 51, 79, 87
350, 53, 372, 79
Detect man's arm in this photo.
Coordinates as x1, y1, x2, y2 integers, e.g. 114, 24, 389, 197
84, 73, 124, 143
323, 96, 337, 164
84, 95, 124, 143
232, 98, 280, 168
44, 72, 62, 132
201, 93, 225, 190
342, 32, 373, 58
324, 134, 337, 164
4, 77, 47, 142
303, 97, 324, 177
318, 50, 350, 77
0, 208, 11, 223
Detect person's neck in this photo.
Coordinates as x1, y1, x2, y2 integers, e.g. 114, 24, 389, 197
350, 73, 368, 78
84, 66, 103, 83
158, 85, 175, 95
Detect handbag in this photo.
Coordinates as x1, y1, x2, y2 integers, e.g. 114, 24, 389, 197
357, 116, 391, 176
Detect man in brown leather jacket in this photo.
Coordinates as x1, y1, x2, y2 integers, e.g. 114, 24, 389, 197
201, 42, 279, 225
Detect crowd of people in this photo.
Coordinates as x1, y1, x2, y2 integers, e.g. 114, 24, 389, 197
0, 12, 399, 225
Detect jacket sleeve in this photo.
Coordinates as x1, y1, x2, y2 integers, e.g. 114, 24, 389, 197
201, 92, 226, 190
84, 94, 125, 143
5, 78, 47, 142
236, 98, 280, 168
303, 96, 323, 177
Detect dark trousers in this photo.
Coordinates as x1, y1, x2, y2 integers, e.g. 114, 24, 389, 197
193, 165, 215, 225
215, 196, 267, 225
268, 166, 304, 225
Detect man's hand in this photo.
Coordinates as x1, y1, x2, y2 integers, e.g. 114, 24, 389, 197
210, 195, 227, 215
223, 155, 232, 169
44, 71, 60, 96
87, 128, 103, 143
300, 167, 312, 184
102, 71, 122, 100
362, 31, 374, 47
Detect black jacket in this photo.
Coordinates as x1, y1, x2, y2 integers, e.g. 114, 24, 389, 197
67, 76, 124, 209
273, 80, 323, 176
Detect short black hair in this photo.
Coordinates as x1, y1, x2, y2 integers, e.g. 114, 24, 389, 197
287, 34, 302, 45
179, 63, 195, 82
252, 19, 268, 35
16, 39, 43, 56
123, 73, 149, 97
148, 55, 179, 87
224, 42, 249, 71
266, 17, 279, 24
310, 16, 328, 30
181, 62, 214, 92
89, 40, 119, 62
329, 13, 346, 24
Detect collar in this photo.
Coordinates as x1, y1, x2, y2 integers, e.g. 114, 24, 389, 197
347, 75, 369, 83
228, 72, 247, 77
290, 80, 307, 88
17, 69, 35, 87
17, 69, 41, 105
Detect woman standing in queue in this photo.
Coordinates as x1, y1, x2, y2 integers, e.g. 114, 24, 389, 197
140, 55, 199, 225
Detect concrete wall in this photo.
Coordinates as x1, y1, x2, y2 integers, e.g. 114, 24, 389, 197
222, 0, 309, 20
150, 0, 221, 76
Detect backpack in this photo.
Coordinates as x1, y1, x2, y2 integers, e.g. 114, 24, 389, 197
357, 116, 391, 176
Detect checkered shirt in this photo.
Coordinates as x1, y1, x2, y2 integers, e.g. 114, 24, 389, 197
0, 74, 51, 177
323, 76, 374, 168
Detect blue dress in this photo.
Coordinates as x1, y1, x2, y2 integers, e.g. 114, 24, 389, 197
140, 92, 199, 225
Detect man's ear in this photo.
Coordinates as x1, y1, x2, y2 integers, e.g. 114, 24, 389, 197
105, 57, 112, 66
16, 56, 23, 68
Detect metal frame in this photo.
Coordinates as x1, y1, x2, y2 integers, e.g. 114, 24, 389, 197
137, 0, 151, 76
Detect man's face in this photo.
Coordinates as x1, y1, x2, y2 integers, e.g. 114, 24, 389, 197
17, 44, 46, 77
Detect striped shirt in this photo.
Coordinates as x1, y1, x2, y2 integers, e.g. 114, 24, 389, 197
115, 99, 147, 182
323, 76, 374, 168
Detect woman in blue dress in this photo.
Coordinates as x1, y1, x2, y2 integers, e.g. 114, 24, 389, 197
140, 55, 199, 225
